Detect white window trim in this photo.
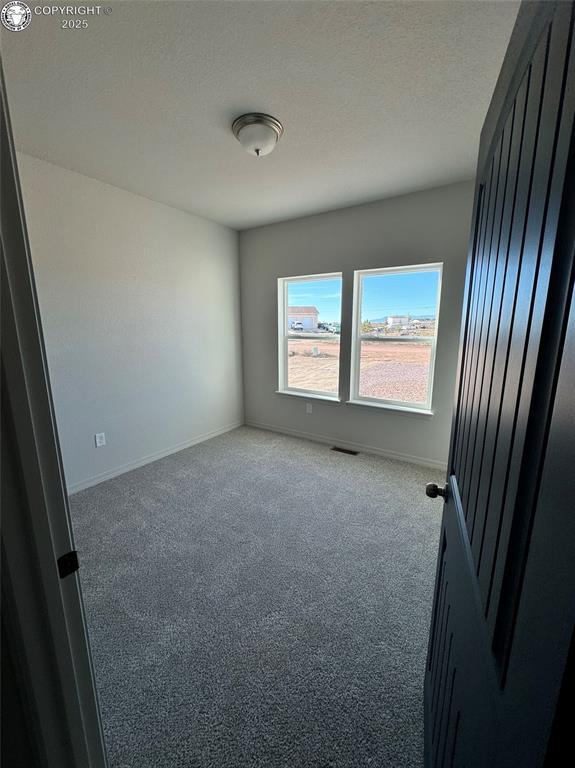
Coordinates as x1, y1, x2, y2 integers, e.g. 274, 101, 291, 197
277, 271, 342, 398
346, 399, 434, 416
275, 390, 341, 403
349, 263, 443, 412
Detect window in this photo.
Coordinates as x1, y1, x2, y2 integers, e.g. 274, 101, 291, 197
350, 264, 442, 412
278, 273, 342, 399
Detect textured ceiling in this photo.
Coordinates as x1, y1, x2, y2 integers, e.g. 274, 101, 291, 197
2, 1, 518, 229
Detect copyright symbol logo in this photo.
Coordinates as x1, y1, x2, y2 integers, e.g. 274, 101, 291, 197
103, 6, 112, 14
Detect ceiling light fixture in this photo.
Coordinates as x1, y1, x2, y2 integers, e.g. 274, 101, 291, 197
232, 113, 284, 157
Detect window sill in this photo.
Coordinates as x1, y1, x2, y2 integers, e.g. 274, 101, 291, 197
276, 390, 341, 403
346, 399, 434, 416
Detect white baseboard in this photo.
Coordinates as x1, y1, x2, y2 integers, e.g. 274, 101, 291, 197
245, 420, 448, 472
67, 421, 243, 495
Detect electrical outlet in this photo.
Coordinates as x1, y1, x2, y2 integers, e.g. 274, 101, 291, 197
306, 402, 313, 415
95, 432, 106, 447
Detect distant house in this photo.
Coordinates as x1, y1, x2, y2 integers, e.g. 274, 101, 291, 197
288, 306, 319, 331
387, 315, 410, 327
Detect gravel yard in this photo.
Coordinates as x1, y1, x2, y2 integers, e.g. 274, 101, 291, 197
287, 338, 431, 402
287, 337, 340, 393
358, 341, 431, 403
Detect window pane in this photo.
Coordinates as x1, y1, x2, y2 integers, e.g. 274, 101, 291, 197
356, 268, 440, 405
358, 340, 432, 403
360, 270, 439, 338
285, 276, 342, 394
287, 337, 340, 394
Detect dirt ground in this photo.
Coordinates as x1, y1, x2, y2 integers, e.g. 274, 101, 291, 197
287, 338, 431, 402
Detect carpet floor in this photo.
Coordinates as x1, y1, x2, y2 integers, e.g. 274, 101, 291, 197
70, 426, 442, 768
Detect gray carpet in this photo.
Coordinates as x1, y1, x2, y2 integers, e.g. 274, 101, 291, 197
70, 426, 442, 768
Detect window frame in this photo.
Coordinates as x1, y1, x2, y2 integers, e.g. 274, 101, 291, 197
277, 271, 343, 401
349, 263, 443, 413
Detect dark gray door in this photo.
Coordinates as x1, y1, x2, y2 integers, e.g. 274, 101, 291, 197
424, 2, 575, 766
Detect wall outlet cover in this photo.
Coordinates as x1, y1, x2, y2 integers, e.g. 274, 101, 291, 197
95, 432, 106, 447
306, 403, 313, 415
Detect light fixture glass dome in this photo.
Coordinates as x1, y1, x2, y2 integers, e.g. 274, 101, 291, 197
232, 113, 284, 157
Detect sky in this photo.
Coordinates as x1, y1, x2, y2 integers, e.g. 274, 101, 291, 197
287, 270, 440, 323
288, 278, 343, 323
361, 270, 440, 321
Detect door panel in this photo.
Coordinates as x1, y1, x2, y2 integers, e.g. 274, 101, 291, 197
485, 16, 573, 652
425, 2, 575, 765
489, 16, 575, 667
426, 479, 499, 768
468, 67, 534, 575
464, 89, 521, 549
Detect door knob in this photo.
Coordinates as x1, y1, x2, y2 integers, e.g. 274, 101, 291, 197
426, 482, 448, 499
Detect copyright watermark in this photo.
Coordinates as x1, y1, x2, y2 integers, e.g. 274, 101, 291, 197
1, 2, 113, 31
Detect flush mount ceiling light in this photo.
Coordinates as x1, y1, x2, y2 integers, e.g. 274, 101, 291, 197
232, 113, 284, 157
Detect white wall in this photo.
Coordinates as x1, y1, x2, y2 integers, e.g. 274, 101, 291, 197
240, 180, 475, 468
18, 154, 243, 492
